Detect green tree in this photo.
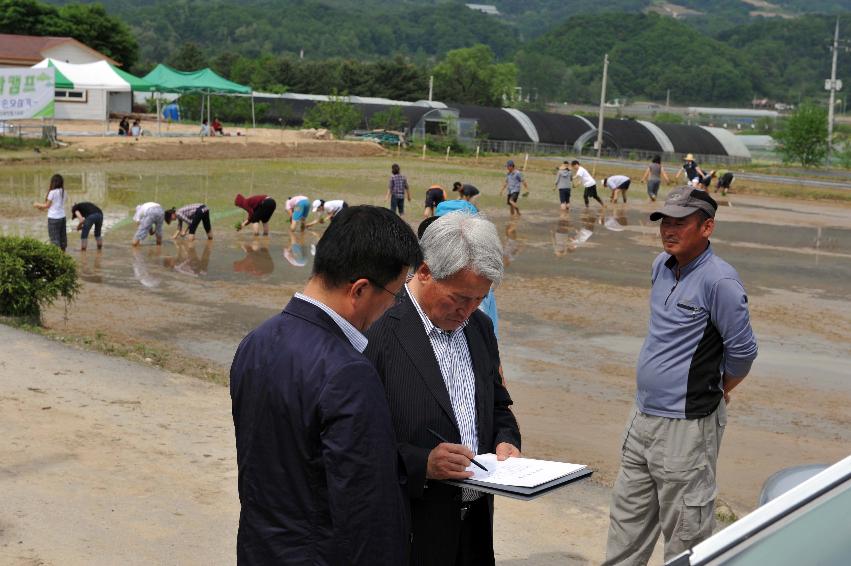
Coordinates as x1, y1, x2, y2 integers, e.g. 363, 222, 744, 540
773, 104, 829, 167
168, 42, 207, 71
55, 3, 138, 67
432, 44, 517, 106
303, 95, 363, 138
0, 0, 138, 67
369, 106, 406, 131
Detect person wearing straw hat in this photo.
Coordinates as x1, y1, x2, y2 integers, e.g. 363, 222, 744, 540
307, 199, 348, 227
603, 186, 757, 566
424, 184, 448, 218
675, 153, 706, 184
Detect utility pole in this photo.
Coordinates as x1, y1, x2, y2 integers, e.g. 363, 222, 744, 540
666, 88, 670, 109
596, 53, 608, 160
827, 17, 841, 160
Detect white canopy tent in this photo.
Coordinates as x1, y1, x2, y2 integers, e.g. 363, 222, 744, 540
32, 58, 149, 124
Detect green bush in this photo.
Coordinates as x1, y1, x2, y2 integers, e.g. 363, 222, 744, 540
303, 95, 363, 138
425, 136, 467, 155
0, 236, 80, 319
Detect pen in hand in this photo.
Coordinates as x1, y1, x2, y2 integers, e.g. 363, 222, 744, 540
427, 428, 488, 472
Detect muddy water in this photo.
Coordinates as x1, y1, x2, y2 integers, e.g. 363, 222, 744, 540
3, 158, 850, 362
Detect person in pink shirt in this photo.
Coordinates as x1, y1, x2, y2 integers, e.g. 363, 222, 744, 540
285, 195, 311, 232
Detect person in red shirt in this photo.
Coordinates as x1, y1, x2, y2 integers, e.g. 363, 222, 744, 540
212, 117, 224, 136
235, 194, 277, 236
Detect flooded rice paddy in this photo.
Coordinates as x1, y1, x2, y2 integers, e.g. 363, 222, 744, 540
2, 157, 849, 514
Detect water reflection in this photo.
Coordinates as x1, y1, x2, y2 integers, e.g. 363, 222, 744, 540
132, 246, 162, 288
283, 230, 310, 268
163, 240, 212, 277
604, 205, 626, 232
552, 215, 576, 257
503, 220, 524, 267
78, 249, 103, 283
233, 239, 274, 276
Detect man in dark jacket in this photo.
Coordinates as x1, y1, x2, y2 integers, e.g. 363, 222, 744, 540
230, 205, 422, 565
365, 211, 521, 566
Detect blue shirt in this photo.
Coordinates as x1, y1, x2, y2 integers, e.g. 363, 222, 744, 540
636, 245, 758, 419
506, 170, 524, 194
435, 200, 478, 216
478, 289, 499, 339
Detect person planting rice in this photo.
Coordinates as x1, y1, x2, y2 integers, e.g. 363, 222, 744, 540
284, 195, 311, 232
235, 194, 277, 236
307, 199, 348, 227
165, 203, 213, 241
71, 201, 104, 251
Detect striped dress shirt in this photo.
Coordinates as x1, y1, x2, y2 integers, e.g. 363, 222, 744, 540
406, 285, 480, 501
293, 293, 368, 353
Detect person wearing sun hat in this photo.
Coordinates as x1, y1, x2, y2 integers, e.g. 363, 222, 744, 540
307, 199, 348, 227
603, 185, 757, 565
675, 153, 706, 184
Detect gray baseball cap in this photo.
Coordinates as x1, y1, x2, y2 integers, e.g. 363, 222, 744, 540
649, 186, 717, 221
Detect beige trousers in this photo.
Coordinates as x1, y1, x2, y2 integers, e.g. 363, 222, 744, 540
603, 401, 727, 566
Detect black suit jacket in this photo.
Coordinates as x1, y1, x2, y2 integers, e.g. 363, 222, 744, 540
364, 291, 521, 565
230, 298, 408, 565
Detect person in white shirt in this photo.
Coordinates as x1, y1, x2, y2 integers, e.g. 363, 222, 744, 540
570, 160, 604, 208
33, 174, 67, 251
603, 174, 632, 204
132, 202, 165, 246
307, 199, 348, 227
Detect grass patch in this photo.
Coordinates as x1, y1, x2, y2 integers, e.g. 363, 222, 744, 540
0, 318, 228, 386
0, 136, 51, 151
715, 502, 738, 525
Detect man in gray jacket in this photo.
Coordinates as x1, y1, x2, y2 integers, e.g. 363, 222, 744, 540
603, 186, 758, 565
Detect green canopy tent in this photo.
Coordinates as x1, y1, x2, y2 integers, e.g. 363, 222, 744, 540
141, 64, 253, 134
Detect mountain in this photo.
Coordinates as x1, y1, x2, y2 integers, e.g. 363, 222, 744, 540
518, 12, 851, 105
36, 0, 851, 106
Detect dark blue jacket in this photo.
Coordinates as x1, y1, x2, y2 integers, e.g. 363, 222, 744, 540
230, 298, 409, 565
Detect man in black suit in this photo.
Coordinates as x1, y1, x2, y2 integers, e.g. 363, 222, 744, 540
365, 211, 522, 566
230, 206, 422, 565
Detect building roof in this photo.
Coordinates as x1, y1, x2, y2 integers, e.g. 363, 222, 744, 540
0, 33, 118, 67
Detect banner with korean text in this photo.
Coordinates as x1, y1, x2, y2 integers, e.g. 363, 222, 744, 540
0, 67, 55, 120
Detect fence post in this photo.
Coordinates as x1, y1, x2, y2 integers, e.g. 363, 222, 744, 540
445, 146, 450, 161
476, 145, 480, 163
422, 144, 426, 160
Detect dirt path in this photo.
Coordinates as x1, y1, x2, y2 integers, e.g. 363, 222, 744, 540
0, 325, 238, 566
0, 324, 639, 565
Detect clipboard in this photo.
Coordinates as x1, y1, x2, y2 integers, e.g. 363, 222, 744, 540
445, 457, 593, 501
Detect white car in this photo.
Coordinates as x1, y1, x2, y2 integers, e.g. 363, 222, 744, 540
667, 454, 851, 565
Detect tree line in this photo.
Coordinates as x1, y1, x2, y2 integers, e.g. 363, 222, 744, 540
6, 0, 851, 108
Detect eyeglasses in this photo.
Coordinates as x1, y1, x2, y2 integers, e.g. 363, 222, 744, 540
351, 277, 399, 298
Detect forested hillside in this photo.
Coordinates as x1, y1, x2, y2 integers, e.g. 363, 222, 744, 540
520, 13, 851, 105
16, 0, 851, 106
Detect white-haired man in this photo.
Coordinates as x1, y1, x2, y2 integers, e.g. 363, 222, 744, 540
364, 211, 521, 566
